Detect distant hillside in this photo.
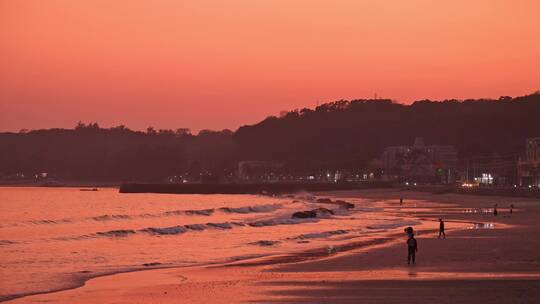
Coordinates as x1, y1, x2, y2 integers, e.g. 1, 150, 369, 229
1, 93, 539, 181
234, 93, 540, 172
0, 125, 234, 182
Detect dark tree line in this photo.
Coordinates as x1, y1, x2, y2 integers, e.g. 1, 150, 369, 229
0, 92, 539, 182
233, 92, 540, 174
0, 124, 234, 182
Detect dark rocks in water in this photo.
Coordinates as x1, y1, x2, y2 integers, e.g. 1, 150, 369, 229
292, 210, 317, 218
292, 207, 334, 218
334, 200, 355, 209
316, 198, 355, 209
313, 207, 334, 216
142, 262, 162, 267
316, 198, 333, 204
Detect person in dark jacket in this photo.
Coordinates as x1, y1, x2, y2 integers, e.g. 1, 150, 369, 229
438, 218, 446, 239
407, 235, 418, 265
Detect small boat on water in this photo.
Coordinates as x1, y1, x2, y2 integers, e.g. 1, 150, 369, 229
80, 188, 99, 192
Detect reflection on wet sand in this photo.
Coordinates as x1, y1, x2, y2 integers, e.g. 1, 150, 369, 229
469, 223, 495, 229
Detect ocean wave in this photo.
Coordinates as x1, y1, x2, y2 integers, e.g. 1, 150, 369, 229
0, 240, 16, 246
184, 224, 206, 230
90, 216, 319, 239
249, 240, 281, 246
95, 229, 137, 237
17, 203, 283, 228
91, 214, 132, 221
183, 209, 215, 216
247, 218, 318, 227
142, 226, 188, 235
219, 203, 282, 214
29, 218, 72, 225
206, 222, 235, 229
292, 191, 317, 201
295, 229, 349, 239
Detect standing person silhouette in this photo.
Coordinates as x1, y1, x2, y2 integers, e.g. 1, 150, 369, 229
400, 197, 403, 206
438, 218, 446, 239
407, 235, 418, 265
510, 204, 514, 215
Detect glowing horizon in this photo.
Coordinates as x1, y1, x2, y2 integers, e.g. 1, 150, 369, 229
1, 0, 539, 132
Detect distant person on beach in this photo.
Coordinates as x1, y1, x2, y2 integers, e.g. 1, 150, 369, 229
438, 218, 446, 239
510, 204, 514, 214
400, 197, 403, 205
407, 235, 418, 265
494, 206, 498, 216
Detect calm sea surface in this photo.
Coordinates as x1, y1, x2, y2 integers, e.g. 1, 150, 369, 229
0, 187, 418, 301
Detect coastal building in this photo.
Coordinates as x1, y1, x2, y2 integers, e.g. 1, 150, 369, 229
518, 138, 540, 188
382, 137, 457, 183
464, 154, 517, 186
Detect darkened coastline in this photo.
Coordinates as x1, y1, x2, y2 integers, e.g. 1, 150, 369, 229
2, 93, 539, 186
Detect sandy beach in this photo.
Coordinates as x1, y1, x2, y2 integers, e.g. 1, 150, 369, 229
6, 189, 540, 304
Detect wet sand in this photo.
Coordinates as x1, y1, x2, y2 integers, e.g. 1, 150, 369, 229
7, 189, 540, 303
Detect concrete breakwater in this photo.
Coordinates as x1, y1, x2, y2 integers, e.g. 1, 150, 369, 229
119, 182, 393, 194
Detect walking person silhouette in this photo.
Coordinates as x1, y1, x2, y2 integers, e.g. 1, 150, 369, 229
438, 218, 446, 239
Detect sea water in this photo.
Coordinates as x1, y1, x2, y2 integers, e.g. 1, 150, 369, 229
0, 187, 418, 301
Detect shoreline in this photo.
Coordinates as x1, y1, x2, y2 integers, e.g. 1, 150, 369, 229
5, 189, 540, 303
4, 183, 539, 199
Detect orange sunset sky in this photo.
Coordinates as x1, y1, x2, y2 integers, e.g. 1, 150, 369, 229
1, 0, 539, 132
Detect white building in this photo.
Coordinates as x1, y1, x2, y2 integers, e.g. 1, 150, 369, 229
382, 137, 457, 183
518, 138, 540, 187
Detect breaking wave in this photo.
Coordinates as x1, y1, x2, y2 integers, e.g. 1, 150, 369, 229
95, 229, 137, 237
91, 214, 132, 221
219, 203, 281, 214
85, 217, 321, 239
247, 217, 319, 227
19, 203, 283, 227
142, 226, 188, 235
29, 219, 73, 225
249, 240, 281, 246
294, 229, 349, 240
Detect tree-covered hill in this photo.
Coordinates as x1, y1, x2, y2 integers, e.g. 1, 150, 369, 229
1, 93, 539, 181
